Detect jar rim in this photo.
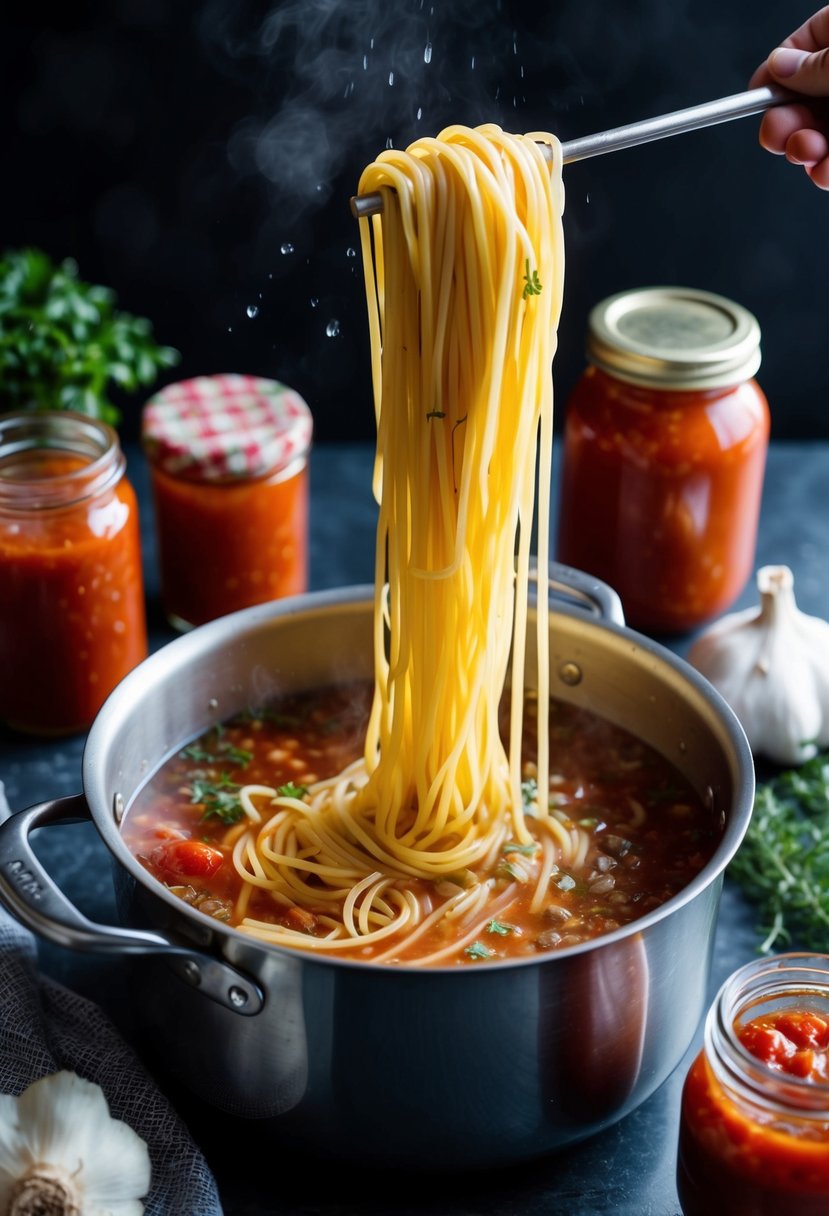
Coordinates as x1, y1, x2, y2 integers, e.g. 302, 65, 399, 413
706, 952, 829, 1117
0, 411, 124, 511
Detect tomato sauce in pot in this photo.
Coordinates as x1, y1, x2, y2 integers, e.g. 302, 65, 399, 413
122, 681, 720, 964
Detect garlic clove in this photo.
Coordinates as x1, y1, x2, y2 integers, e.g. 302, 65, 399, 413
688, 565, 829, 767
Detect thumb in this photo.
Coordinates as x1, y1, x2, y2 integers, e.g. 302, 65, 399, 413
768, 45, 829, 95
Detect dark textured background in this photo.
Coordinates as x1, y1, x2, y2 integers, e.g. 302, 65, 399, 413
3, 0, 827, 443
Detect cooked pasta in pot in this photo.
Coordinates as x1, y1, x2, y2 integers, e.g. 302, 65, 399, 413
122, 126, 720, 962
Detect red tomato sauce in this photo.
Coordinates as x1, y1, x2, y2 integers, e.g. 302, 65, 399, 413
557, 367, 769, 633
0, 452, 147, 734
677, 1010, 829, 1215
123, 682, 719, 963
149, 462, 308, 628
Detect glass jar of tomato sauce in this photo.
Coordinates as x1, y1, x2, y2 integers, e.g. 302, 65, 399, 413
556, 287, 770, 633
0, 411, 147, 735
142, 375, 312, 630
677, 954, 829, 1216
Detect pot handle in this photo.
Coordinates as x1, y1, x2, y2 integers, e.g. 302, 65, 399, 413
545, 561, 626, 626
0, 796, 264, 1016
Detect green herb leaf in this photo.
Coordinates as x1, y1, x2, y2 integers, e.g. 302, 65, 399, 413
464, 941, 494, 960
189, 775, 244, 825
497, 860, 529, 883
426, 409, 446, 420
0, 248, 179, 423
729, 753, 829, 953
503, 841, 539, 856
486, 920, 513, 936
521, 258, 543, 300
521, 778, 538, 812
276, 782, 309, 800
180, 736, 252, 767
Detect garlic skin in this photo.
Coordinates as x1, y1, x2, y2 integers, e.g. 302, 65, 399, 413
688, 565, 829, 766
0, 1071, 150, 1216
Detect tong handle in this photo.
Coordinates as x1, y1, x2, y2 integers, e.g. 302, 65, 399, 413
350, 85, 794, 218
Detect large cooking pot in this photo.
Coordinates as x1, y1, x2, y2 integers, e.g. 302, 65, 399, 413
0, 567, 753, 1169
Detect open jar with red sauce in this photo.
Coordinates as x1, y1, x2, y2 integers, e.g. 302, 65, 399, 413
677, 954, 829, 1216
556, 287, 770, 634
0, 411, 147, 735
142, 375, 313, 630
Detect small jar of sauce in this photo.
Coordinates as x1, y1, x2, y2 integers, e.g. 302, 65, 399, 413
677, 953, 829, 1216
0, 411, 147, 735
556, 287, 770, 633
142, 375, 313, 630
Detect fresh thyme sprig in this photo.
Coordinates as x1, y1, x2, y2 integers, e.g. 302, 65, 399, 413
521, 258, 542, 299
728, 752, 829, 953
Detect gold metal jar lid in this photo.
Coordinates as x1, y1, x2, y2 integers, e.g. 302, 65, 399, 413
586, 286, 762, 390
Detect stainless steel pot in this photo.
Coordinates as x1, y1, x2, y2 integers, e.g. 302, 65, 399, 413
0, 567, 754, 1168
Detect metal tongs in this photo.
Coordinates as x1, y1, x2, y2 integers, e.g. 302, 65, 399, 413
350, 85, 793, 218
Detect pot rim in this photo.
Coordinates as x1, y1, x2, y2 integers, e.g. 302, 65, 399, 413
84, 583, 755, 976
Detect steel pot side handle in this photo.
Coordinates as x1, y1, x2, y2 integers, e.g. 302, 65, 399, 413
0, 795, 264, 1016
538, 560, 626, 627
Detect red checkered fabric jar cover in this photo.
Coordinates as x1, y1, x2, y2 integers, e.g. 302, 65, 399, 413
142, 374, 313, 482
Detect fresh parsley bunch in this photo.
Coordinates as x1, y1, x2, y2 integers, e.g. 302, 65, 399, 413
0, 248, 179, 424
729, 752, 829, 953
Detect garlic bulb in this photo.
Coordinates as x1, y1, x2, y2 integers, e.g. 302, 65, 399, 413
0, 1071, 150, 1216
688, 565, 829, 766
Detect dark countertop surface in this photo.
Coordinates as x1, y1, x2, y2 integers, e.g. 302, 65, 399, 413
1, 439, 827, 1214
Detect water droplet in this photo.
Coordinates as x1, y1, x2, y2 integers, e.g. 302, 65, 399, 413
513, 35, 518, 54
268, 272, 273, 279
520, 65, 524, 78
280, 242, 294, 255
471, 55, 475, 70
370, 36, 375, 50
346, 247, 356, 259
385, 136, 394, 149
310, 297, 319, 309
417, 106, 422, 121
363, 54, 368, 70
246, 304, 259, 319
424, 42, 432, 64
227, 326, 233, 333
388, 70, 394, 86
585, 193, 590, 205
326, 319, 341, 338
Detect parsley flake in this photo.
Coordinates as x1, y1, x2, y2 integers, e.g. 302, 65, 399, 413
276, 782, 309, 800
486, 920, 513, 936
189, 775, 244, 825
464, 941, 494, 961
521, 258, 543, 300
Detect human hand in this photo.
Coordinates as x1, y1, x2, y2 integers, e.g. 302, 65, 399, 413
750, 5, 829, 188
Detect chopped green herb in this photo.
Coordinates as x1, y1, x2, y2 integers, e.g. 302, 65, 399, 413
464, 941, 494, 961
497, 860, 528, 883
521, 778, 538, 811
729, 752, 829, 953
276, 782, 309, 800
486, 920, 513, 936
578, 817, 599, 829
180, 738, 252, 767
521, 258, 543, 300
426, 409, 446, 420
189, 775, 244, 825
503, 841, 539, 856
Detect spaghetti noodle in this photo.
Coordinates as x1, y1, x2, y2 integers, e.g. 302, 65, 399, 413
230, 125, 579, 960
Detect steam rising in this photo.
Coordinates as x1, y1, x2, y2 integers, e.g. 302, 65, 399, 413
200, 0, 728, 220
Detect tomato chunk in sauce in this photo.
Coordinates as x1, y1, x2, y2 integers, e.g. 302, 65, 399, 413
122, 682, 720, 963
